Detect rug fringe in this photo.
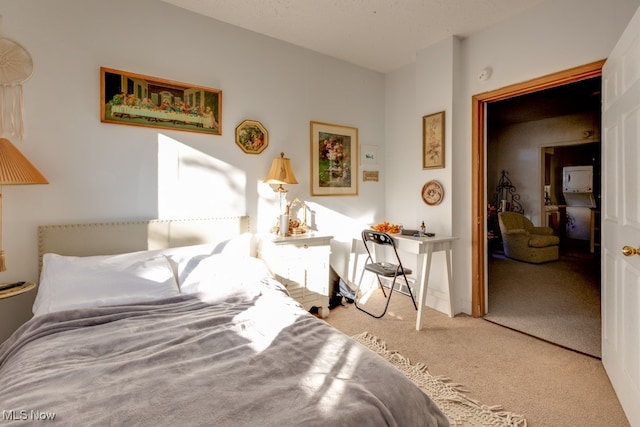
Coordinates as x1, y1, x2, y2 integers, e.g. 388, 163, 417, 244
352, 331, 528, 427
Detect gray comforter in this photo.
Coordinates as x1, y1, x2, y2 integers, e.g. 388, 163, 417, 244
0, 278, 448, 426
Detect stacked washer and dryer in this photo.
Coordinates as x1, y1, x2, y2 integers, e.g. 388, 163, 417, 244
562, 165, 596, 243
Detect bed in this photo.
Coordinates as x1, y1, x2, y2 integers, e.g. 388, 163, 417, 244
0, 217, 448, 426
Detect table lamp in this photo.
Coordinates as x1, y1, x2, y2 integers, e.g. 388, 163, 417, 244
0, 137, 48, 271
264, 152, 297, 236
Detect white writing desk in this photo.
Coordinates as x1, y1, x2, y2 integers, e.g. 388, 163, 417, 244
391, 234, 458, 330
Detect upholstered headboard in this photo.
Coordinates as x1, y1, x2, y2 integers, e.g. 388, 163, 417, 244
38, 216, 250, 271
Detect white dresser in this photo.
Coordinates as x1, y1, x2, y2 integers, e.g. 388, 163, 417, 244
259, 234, 333, 318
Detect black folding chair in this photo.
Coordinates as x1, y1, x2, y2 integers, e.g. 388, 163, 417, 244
355, 230, 418, 318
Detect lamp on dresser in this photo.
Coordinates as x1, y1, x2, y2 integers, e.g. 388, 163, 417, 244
0, 137, 48, 271
264, 152, 298, 236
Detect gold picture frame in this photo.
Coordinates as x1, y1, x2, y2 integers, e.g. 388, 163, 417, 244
310, 121, 358, 196
235, 120, 268, 154
422, 111, 445, 169
101, 67, 222, 136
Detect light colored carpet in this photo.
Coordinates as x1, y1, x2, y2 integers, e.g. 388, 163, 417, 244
325, 289, 629, 426
352, 331, 527, 427
485, 253, 601, 358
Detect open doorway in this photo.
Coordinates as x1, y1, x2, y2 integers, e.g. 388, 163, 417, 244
486, 77, 602, 257
470, 60, 604, 318
481, 78, 602, 357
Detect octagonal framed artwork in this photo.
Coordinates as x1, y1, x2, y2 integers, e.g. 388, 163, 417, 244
235, 120, 268, 154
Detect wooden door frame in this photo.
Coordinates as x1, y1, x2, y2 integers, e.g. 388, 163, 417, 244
471, 59, 605, 317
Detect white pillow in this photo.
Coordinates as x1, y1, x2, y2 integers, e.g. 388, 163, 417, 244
161, 243, 217, 283
33, 252, 180, 316
179, 254, 272, 296
211, 232, 258, 257
161, 233, 258, 283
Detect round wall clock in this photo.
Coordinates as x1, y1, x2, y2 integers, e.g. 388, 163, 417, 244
422, 180, 444, 206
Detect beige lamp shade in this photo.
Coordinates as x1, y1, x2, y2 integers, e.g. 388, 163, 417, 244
264, 152, 298, 190
0, 138, 48, 184
0, 137, 48, 271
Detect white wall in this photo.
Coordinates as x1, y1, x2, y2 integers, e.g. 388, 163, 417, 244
0, 0, 386, 341
385, 0, 640, 315
384, 36, 460, 314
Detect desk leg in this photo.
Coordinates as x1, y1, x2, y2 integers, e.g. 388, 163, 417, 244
415, 245, 433, 331
444, 243, 454, 318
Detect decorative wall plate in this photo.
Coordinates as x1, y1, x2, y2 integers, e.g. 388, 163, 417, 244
421, 180, 444, 206
235, 120, 268, 154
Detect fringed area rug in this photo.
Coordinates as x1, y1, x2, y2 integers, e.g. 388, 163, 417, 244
352, 332, 527, 427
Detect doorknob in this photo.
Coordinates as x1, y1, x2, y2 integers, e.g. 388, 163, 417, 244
622, 245, 640, 256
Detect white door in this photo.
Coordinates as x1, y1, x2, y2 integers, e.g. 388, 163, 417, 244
602, 6, 640, 425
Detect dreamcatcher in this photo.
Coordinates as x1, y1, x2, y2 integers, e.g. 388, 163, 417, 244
0, 29, 34, 139
0, 22, 37, 272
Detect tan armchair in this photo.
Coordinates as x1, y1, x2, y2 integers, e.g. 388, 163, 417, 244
497, 212, 560, 263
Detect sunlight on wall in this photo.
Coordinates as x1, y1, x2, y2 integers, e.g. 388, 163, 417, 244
157, 134, 246, 219
306, 202, 374, 238
305, 202, 375, 281
256, 181, 285, 233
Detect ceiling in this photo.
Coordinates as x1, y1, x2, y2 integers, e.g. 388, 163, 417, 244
161, 0, 600, 124
161, 0, 550, 74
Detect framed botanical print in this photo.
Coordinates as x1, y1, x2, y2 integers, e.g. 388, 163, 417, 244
310, 121, 358, 196
422, 111, 445, 169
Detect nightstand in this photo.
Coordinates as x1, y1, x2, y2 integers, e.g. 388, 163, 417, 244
259, 234, 333, 318
0, 281, 36, 300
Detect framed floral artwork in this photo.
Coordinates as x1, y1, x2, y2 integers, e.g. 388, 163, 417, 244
310, 121, 358, 196
422, 111, 445, 169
